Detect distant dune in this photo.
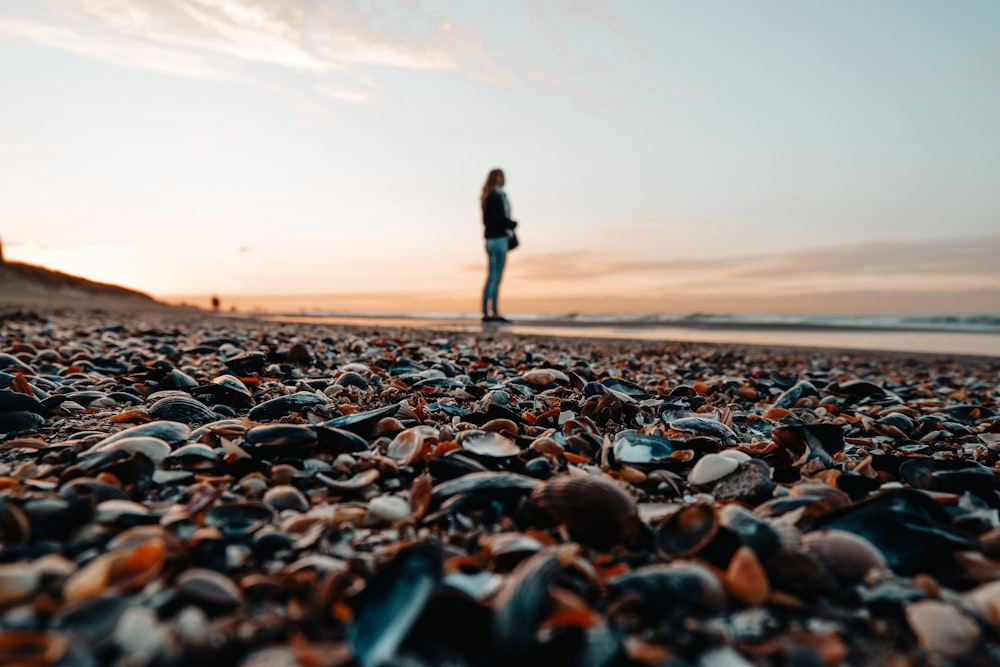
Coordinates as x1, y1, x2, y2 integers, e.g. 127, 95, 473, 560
0, 261, 174, 312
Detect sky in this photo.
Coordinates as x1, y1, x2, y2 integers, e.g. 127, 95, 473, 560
1, 0, 998, 315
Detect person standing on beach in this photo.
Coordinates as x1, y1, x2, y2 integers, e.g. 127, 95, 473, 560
480, 168, 517, 323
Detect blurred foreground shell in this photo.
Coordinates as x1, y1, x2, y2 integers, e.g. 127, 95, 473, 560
531, 474, 641, 548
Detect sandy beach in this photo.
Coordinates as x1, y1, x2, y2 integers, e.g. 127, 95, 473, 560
2, 305, 1000, 666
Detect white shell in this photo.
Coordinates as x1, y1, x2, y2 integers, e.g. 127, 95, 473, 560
366, 495, 412, 523
688, 454, 740, 486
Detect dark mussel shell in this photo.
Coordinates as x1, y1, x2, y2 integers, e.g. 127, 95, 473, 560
771, 423, 844, 468
898, 458, 1000, 507
245, 424, 318, 454
531, 474, 641, 549
0, 388, 48, 416
348, 542, 443, 667
0, 411, 46, 433
315, 424, 371, 454
431, 472, 540, 506
188, 374, 254, 408
204, 502, 275, 538
322, 403, 401, 437
492, 544, 578, 655
148, 395, 217, 424
665, 417, 740, 446
772, 380, 819, 409
807, 488, 982, 579
608, 561, 726, 622
248, 392, 328, 421
826, 379, 897, 402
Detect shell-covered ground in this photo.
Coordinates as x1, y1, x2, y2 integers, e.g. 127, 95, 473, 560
2, 309, 1000, 667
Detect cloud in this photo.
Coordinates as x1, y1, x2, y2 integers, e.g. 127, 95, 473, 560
0, 1, 649, 102
0, 1, 481, 102
500, 235, 1000, 292
731, 236, 1000, 280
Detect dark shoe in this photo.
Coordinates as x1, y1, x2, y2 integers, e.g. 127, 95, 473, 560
482, 315, 497, 322
493, 315, 513, 324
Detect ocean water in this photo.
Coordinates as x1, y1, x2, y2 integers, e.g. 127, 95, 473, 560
252, 312, 1000, 358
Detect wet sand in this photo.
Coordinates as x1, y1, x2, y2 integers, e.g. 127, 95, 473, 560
2, 307, 1000, 665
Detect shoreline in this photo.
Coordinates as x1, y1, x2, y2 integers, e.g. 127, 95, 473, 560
218, 311, 1000, 361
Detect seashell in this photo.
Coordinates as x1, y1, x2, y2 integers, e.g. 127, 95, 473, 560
771, 423, 845, 468
608, 561, 726, 620
601, 377, 648, 398
492, 544, 578, 654
165, 443, 219, 470
88, 435, 171, 464
656, 503, 720, 558
59, 477, 131, 503
204, 502, 274, 537
245, 424, 318, 451
97, 420, 191, 447
0, 410, 46, 433
961, 580, 1000, 627
481, 532, 545, 565
286, 342, 312, 366
248, 392, 327, 421
335, 371, 369, 389
688, 453, 740, 486
532, 473, 641, 548
95, 499, 152, 525
905, 600, 980, 658
801, 529, 888, 583
457, 429, 521, 458
0, 388, 48, 415
807, 488, 980, 576
348, 543, 443, 667
176, 568, 244, 613
188, 374, 253, 407
665, 417, 739, 445
772, 380, 819, 409
719, 504, 784, 558
0, 630, 68, 665
317, 469, 381, 494
481, 418, 519, 437
148, 395, 217, 424
64, 538, 166, 603
263, 485, 309, 513
323, 403, 401, 436
431, 471, 539, 505
366, 495, 412, 524
386, 425, 439, 465
315, 424, 370, 453
725, 545, 770, 606
612, 431, 681, 465
521, 368, 570, 386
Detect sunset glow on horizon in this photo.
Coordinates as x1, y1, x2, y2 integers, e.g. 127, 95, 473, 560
2, 1, 998, 316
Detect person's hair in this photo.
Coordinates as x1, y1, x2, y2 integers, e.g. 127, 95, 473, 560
480, 169, 504, 204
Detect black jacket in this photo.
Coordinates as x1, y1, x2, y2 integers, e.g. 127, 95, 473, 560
482, 191, 517, 239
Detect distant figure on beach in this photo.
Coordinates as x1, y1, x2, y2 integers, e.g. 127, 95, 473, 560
480, 168, 517, 323
211, 295, 220, 312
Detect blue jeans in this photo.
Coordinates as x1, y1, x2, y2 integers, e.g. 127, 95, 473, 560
482, 236, 508, 315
